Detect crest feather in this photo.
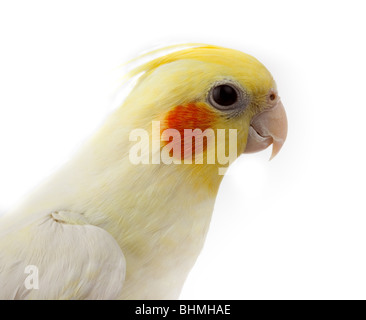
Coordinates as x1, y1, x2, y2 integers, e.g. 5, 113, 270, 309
120, 43, 253, 85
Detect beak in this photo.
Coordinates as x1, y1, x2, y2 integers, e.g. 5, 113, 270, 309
244, 99, 288, 160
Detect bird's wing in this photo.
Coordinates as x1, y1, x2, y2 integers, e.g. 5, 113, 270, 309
0, 211, 126, 299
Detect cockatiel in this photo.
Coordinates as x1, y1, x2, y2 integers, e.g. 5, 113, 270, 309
0, 44, 287, 299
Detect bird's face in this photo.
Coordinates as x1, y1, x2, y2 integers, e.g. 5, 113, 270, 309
124, 46, 287, 170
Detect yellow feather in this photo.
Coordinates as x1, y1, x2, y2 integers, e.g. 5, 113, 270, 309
0, 44, 278, 299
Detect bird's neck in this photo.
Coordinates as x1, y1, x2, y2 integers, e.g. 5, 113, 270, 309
73, 118, 225, 298
73, 151, 223, 299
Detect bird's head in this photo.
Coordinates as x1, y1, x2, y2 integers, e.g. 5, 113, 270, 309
111, 44, 287, 182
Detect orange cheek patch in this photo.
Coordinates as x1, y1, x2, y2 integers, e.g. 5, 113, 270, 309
162, 102, 217, 160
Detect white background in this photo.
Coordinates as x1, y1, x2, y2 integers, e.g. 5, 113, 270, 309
0, 0, 365, 299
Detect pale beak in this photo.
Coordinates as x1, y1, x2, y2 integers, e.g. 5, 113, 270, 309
244, 100, 288, 160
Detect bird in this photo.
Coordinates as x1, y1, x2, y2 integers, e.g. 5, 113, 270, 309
0, 44, 287, 299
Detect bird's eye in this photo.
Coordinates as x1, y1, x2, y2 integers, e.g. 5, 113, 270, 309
212, 85, 238, 106
208, 81, 248, 113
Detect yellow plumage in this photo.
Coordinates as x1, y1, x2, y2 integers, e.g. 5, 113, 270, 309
0, 44, 286, 299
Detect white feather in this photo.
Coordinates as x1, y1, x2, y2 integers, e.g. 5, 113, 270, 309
0, 211, 125, 299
